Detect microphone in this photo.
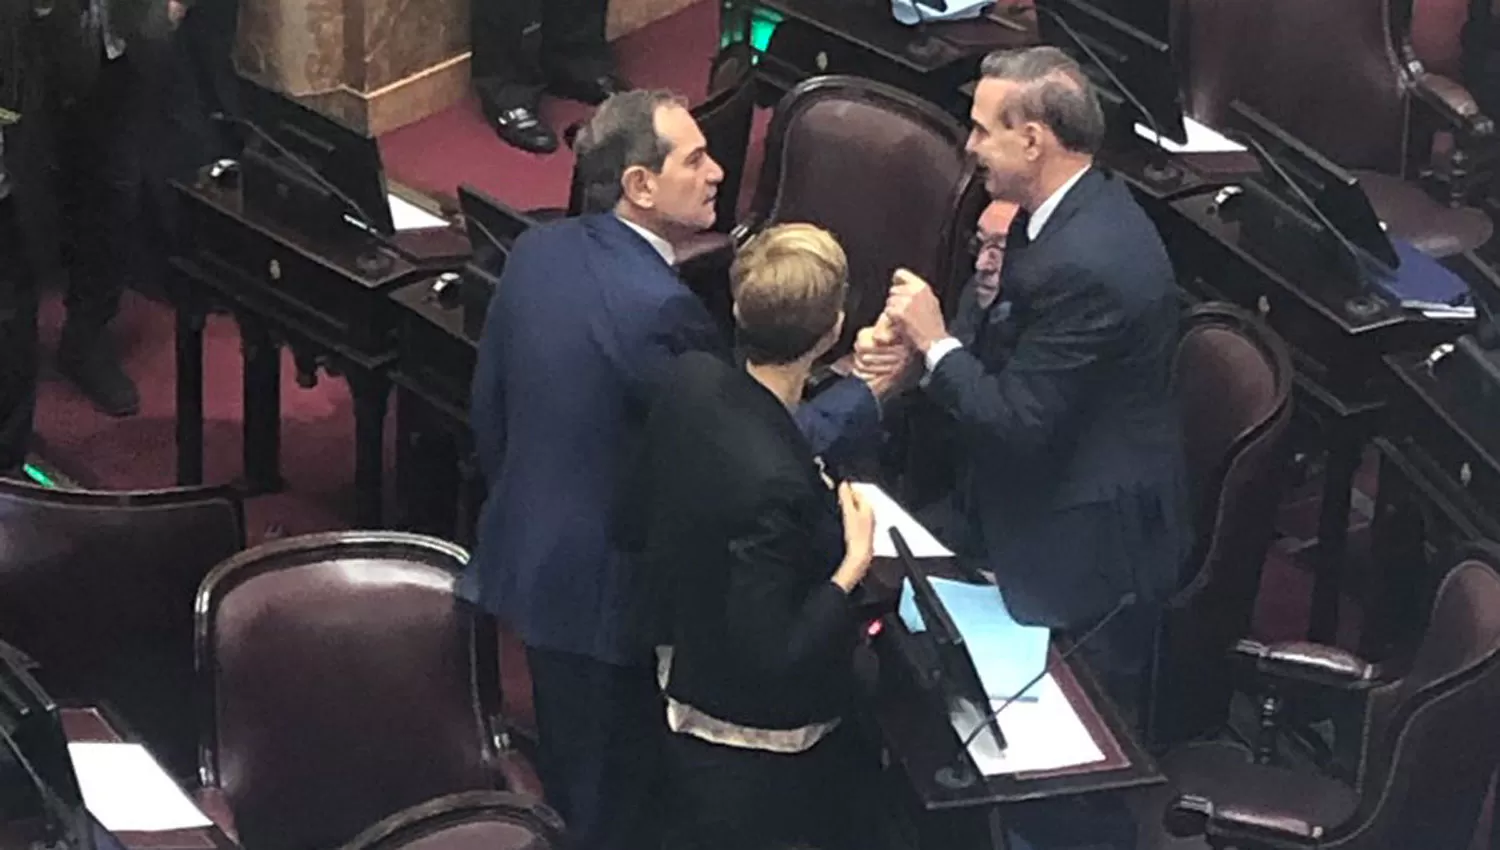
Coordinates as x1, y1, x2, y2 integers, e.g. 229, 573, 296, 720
935, 590, 1138, 790
1031, 2, 1182, 188
208, 111, 402, 261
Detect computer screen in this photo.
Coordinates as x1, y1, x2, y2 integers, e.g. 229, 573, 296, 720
1035, 0, 1187, 144
1230, 101, 1399, 272
238, 77, 395, 234
0, 646, 84, 839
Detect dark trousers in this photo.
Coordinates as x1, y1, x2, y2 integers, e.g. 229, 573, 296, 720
53, 52, 152, 335
0, 196, 38, 470
470, 0, 612, 108
663, 723, 882, 850
524, 645, 663, 850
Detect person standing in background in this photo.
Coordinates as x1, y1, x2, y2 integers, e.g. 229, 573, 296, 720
469, 0, 628, 153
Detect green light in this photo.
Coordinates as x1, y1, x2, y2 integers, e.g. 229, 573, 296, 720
749, 9, 782, 53
22, 464, 57, 489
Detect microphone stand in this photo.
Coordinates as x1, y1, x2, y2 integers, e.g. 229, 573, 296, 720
1032, 3, 1183, 189
935, 592, 1138, 790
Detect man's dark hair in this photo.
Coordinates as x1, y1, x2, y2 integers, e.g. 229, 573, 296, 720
573, 89, 689, 214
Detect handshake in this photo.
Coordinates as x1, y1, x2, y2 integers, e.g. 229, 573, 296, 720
850, 268, 947, 398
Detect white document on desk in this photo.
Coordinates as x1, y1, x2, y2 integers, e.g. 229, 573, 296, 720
851, 483, 954, 559
1133, 116, 1247, 154
388, 192, 449, 232
950, 674, 1106, 775
68, 742, 213, 832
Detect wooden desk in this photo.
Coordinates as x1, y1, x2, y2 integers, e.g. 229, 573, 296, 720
1160, 193, 1469, 642
725, 0, 1032, 112
60, 707, 234, 850
1362, 350, 1500, 656
866, 560, 1163, 849
168, 174, 466, 527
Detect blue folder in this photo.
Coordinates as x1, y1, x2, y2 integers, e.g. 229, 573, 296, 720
899, 576, 1051, 702
1370, 239, 1473, 314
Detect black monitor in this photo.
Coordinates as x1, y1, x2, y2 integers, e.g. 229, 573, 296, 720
458, 185, 540, 268
0, 644, 86, 847
1229, 101, 1400, 276
238, 77, 394, 234
1035, 0, 1186, 145
890, 531, 1008, 763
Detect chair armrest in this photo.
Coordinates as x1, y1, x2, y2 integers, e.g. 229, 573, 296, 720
487, 716, 547, 799
1412, 72, 1495, 138
1167, 795, 1324, 849
1232, 639, 1378, 688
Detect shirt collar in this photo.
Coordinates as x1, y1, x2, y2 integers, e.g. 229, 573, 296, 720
1026, 165, 1089, 242
616, 215, 676, 266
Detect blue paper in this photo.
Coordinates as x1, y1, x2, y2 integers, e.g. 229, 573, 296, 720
891, 0, 990, 25
899, 576, 1051, 701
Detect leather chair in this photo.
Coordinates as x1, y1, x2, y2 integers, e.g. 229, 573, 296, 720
1147, 546, 1500, 850
195, 531, 539, 850
1147, 303, 1295, 750
340, 792, 566, 850
0, 480, 244, 780
1175, 0, 1494, 257
740, 75, 989, 358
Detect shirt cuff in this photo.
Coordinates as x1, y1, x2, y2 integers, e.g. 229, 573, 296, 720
924, 338, 963, 373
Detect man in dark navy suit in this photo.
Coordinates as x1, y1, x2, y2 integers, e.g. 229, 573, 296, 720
465, 90, 889, 850
861, 45, 1190, 849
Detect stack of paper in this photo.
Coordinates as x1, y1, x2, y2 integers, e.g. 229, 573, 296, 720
1133, 117, 1247, 154
387, 193, 449, 232
898, 575, 1051, 701
68, 742, 213, 832
952, 674, 1106, 775
850, 483, 953, 559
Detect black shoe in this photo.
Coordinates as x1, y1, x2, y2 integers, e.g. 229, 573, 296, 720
547, 71, 630, 106
482, 101, 559, 154
57, 329, 140, 418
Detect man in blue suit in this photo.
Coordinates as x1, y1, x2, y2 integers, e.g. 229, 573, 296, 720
466, 90, 887, 850
862, 46, 1190, 849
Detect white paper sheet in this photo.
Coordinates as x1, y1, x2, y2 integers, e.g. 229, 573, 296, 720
852, 482, 954, 559
949, 673, 1106, 775
387, 192, 449, 232
1133, 116, 1247, 154
68, 742, 213, 832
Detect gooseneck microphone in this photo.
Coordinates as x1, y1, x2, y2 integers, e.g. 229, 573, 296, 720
938, 591, 1137, 790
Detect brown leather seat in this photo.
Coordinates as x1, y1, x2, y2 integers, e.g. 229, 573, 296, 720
340, 792, 566, 850
0, 479, 244, 779
1175, 0, 1494, 257
1148, 547, 1500, 849
740, 75, 989, 357
1148, 303, 1295, 750
196, 531, 533, 850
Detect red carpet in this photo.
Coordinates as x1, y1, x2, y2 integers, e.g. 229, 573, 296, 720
33, 0, 1353, 643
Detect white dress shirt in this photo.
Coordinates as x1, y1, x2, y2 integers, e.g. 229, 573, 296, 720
924, 165, 1091, 373
617, 215, 676, 266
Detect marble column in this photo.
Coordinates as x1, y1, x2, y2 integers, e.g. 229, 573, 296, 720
236, 0, 704, 136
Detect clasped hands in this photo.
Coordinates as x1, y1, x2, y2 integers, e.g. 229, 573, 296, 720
851, 268, 949, 395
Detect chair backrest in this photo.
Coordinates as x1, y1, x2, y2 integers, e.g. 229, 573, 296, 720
0, 480, 244, 779
1149, 302, 1294, 749
1409, 0, 1472, 80
700, 43, 758, 233
1175, 0, 1411, 173
196, 531, 501, 850
1334, 548, 1500, 848
747, 75, 987, 356
340, 791, 565, 850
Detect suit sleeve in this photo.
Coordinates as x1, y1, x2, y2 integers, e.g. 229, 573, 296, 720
723, 491, 857, 678
469, 296, 508, 485
924, 266, 1127, 457
622, 289, 729, 407
949, 275, 986, 346
793, 377, 881, 469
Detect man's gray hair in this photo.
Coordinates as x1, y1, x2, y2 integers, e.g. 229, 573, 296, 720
979, 46, 1105, 155
572, 89, 689, 214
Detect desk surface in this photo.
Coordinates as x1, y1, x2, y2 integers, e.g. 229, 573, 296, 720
867, 560, 1163, 811
61, 707, 234, 850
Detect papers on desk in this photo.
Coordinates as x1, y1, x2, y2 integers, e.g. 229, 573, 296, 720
68, 742, 213, 832
851, 483, 953, 559
890, 0, 990, 25
951, 674, 1107, 775
388, 192, 449, 232
898, 575, 1050, 701
1133, 116, 1247, 154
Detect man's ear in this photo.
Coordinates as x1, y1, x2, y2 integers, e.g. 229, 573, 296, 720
621, 165, 655, 208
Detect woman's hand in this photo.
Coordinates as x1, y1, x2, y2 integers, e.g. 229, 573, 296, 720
833, 482, 876, 592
